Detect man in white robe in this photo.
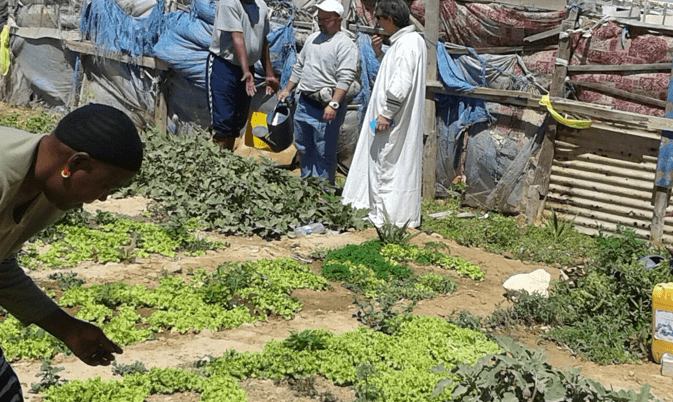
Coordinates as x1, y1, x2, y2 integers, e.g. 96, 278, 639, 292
341, 0, 427, 228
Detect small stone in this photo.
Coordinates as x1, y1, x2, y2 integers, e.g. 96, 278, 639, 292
164, 262, 182, 274
430, 233, 443, 239
629, 371, 635, 377
503, 252, 514, 259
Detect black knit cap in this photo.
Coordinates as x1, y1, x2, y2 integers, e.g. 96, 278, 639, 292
54, 104, 143, 171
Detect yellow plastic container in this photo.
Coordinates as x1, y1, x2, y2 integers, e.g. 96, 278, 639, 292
244, 111, 270, 150
652, 283, 673, 363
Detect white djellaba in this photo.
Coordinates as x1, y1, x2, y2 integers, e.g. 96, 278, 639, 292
341, 24, 427, 228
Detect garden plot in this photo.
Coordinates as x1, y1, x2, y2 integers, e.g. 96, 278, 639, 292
6, 200, 672, 401
1, 104, 671, 401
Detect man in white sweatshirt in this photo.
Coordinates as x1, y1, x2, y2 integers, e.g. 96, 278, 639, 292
278, 0, 359, 186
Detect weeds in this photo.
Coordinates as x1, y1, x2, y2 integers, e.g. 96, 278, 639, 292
274, 376, 340, 402
375, 208, 420, 246
0, 110, 58, 133
353, 294, 416, 335
431, 336, 662, 402
354, 362, 383, 401
24, 112, 59, 133
545, 210, 575, 241
284, 329, 330, 352
422, 199, 669, 365
447, 310, 484, 333
29, 361, 67, 394
47, 271, 85, 291
488, 228, 670, 364
422, 199, 595, 266
111, 360, 148, 376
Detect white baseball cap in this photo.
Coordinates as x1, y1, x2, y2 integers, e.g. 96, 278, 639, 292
316, 0, 344, 16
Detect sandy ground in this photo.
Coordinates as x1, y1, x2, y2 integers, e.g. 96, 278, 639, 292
8, 197, 672, 401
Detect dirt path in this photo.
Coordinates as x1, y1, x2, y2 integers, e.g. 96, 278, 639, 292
10, 197, 673, 401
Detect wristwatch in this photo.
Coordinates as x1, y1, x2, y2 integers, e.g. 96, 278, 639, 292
328, 101, 340, 110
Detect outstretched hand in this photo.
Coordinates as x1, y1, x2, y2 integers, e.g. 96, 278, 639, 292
64, 319, 123, 366
241, 71, 256, 96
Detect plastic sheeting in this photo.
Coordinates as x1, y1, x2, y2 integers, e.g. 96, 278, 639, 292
153, 10, 211, 88
116, 0, 157, 18
0, 0, 7, 26
267, 16, 297, 91
435, 43, 488, 197
166, 73, 209, 134
190, 0, 216, 25
6, 36, 78, 107
435, 42, 548, 211
352, 32, 379, 128
2, 0, 314, 132
436, 43, 474, 92
462, 104, 547, 212
17, 5, 59, 28
80, 56, 157, 126
435, 96, 491, 197
413, 0, 564, 47
1, 0, 554, 213
80, 0, 165, 56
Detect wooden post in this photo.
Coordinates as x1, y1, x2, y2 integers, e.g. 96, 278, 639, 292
154, 74, 168, 134
422, 0, 439, 200
651, 187, 670, 244
525, 11, 576, 224
650, 68, 673, 244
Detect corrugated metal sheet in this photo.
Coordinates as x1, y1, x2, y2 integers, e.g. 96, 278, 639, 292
544, 125, 673, 242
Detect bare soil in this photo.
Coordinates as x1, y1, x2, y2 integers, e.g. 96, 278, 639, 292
11, 190, 673, 402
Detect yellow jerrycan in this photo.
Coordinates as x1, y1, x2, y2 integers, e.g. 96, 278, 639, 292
652, 283, 673, 363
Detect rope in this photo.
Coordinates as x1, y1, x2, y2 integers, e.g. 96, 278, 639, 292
539, 94, 592, 129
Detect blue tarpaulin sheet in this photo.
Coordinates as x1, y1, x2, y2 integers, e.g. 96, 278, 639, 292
80, 0, 165, 57
434, 43, 491, 196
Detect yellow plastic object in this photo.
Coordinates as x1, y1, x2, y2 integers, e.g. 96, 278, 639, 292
244, 111, 270, 150
0, 24, 11, 76
539, 94, 593, 129
652, 283, 673, 363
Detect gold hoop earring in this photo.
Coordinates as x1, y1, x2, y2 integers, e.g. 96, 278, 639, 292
61, 168, 71, 178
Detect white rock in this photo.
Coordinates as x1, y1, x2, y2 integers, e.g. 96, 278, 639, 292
503, 268, 551, 298
163, 262, 182, 274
